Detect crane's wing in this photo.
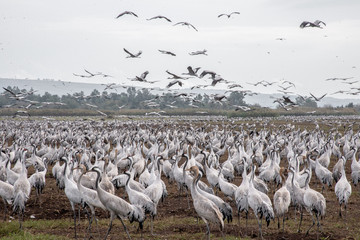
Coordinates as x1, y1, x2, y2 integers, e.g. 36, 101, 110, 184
123, 48, 134, 57
189, 23, 198, 31
3, 87, 16, 96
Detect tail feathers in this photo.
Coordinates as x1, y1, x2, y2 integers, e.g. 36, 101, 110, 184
220, 202, 233, 223
12, 192, 28, 214
258, 203, 274, 227
318, 199, 326, 216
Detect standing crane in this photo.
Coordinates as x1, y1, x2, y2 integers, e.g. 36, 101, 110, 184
186, 166, 224, 240
59, 157, 83, 239
12, 149, 31, 229
303, 169, 326, 239
273, 167, 291, 231
0, 179, 14, 220
73, 165, 106, 237
334, 159, 351, 219
235, 158, 250, 228
247, 165, 274, 239
124, 171, 156, 236
144, 157, 168, 232
89, 167, 145, 240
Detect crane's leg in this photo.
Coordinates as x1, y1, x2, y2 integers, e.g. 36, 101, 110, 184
104, 212, 114, 240
245, 211, 248, 232
277, 216, 280, 229
3, 199, 8, 221
345, 204, 347, 222
186, 189, 191, 209
297, 207, 303, 233
70, 202, 77, 239
256, 215, 263, 240
316, 214, 321, 240
201, 217, 210, 240
305, 211, 315, 236
282, 213, 286, 232
118, 216, 131, 240
19, 209, 24, 230
339, 203, 342, 217
84, 205, 93, 238
150, 215, 154, 235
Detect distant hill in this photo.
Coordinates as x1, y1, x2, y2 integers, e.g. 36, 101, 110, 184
1, 78, 359, 108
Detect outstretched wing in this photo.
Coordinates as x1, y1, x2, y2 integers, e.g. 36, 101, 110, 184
189, 23, 198, 31
3, 87, 16, 96
140, 71, 149, 79
123, 48, 134, 57
300, 21, 311, 28
166, 70, 177, 78
314, 20, 326, 26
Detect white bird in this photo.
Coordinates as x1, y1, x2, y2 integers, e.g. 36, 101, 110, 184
273, 168, 291, 231
12, 149, 31, 229
60, 157, 83, 238
124, 171, 156, 236
89, 167, 145, 240
116, 11, 138, 18
186, 166, 224, 239
314, 156, 333, 192
147, 15, 172, 22
73, 165, 106, 236
217, 168, 237, 199
218, 12, 240, 18
173, 21, 198, 31
123, 48, 142, 58
235, 158, 250, 227
28, 162, 47, 206
334, 159, 351, 219
247, 165, 274, 239
0, 179, 14, 220
303, 170, 326, 238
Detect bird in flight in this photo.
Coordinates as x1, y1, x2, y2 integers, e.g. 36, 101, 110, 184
189, 49, 207, 56
199, 70, 217, 79
130, 71, 150, 82
166, 80, 183, 88
234, 105, 252, 111
228, 84, 243, 89
166, 70, 188, 80
325, 77, 353, 81
173, 22, 198, 31
73, 69, 99, 78
218, 12, 240, 18
123, 48, 142, 58
116, 11, 138, 18
158, 49, 176, 56
147, 15, 172, 22
213, 94, 227, 102
310, 92, 327, 101
300, 20, 326, 28
3, 87, 27, 100
182, 66, 201, 77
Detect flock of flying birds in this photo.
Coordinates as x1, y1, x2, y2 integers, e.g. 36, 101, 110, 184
3, 9, 357, 116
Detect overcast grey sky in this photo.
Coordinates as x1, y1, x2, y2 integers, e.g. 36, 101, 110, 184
0, 0, 359, 98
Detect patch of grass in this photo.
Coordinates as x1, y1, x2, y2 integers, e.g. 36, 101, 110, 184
0, 220, 72, 238
1, 231, 66, 240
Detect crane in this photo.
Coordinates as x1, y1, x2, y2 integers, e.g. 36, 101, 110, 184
89, 167, 145, 240
186, 166, 224, 240
12, 149, 31, 229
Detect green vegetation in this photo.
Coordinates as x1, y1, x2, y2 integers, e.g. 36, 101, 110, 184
1, 86, 359, 117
